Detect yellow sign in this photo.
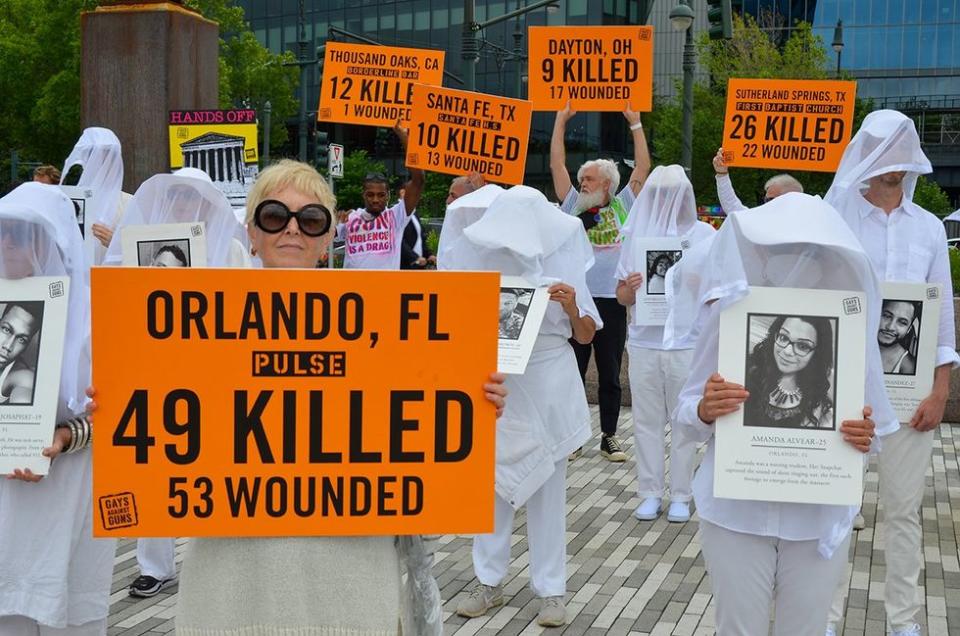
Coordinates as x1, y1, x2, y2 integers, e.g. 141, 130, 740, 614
92, 268, 499, 537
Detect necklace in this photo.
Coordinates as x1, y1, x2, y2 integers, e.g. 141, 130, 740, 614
770, 382, 802, 407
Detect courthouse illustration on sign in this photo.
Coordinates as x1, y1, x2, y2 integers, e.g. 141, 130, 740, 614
169, 110, 259, 206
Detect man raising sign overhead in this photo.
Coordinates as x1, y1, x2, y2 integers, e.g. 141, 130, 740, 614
550, 101, 650, 463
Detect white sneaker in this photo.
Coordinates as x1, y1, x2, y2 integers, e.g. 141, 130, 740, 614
456, 583, 503, 618
891, 624, 921, 636
537, 596, 566, 627
824, 625, 837, 636
666, 501, 690, 523
853, 512, 866, 530
634, 497, 661, 521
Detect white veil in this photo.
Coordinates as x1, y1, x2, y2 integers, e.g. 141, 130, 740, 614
669, 192, 897, 434
103, 168, 248, 267
621, 164, 698, 238
0, 183, 89, 419
60, 127, 124, 226
824, 110, 931, 209
438, 185, 600, 331
436, 184, 505, 267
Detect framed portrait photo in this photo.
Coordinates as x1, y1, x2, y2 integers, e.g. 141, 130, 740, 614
498, 275, 550, 374
715, 286, 867, 506
120, 222, 208, 268
59, 185, 98, 266
629, 237, 687, 326
0, 276, 71, 475
879, 282, 941, 422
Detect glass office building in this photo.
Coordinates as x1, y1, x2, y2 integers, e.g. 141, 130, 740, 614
238, 0, 644, 191
735, 0, 960, 197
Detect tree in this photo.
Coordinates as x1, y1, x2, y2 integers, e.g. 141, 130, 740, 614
0, 0, 296, 185
184, 0, 298, 150
913, 175, 954, 217
649, 17, 871, 207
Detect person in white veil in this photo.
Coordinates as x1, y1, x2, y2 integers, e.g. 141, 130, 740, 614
0, 182, 116, 635
60, 127, 129, 264
614, 165, 715, 523
671, 192, 898, 636
102, 168, 250, 268
101, 168, 248, 599
443, 185, 600, 627
823, 110, 958, 636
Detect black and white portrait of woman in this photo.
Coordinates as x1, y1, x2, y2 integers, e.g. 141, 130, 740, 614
743, 314, 837, 430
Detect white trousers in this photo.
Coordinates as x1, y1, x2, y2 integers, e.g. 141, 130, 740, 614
628, 347, 697, 502
472, 459, 567, 597
699, 521, 850, 636
879, 425, 934, 630
135, 538, 177, 580
0, 616, 106, 636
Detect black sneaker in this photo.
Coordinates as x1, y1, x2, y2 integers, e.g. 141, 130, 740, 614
600, 435, 627, 462
128, 574, 176, 598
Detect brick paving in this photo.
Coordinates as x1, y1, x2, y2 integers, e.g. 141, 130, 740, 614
107, 408, 960, 635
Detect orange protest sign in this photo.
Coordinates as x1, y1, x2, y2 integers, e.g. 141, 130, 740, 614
91, 268, 498, 537
721, 79, 857, 172
406, 85, 532, 185
527, 26, 654, 112
317, 42, 445, 127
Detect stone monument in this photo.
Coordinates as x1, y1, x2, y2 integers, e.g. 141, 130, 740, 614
80, 0, 219, 192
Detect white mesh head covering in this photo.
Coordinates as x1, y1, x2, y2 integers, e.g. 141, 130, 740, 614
437, 184, 505, 267
825, 110, 931, 208
60, 127, 124, 226
621, 164, 697, 238
103, 168, 248, 267
0, 183, 89, 418
438, 185, 601, 331
666, 192, 895, 429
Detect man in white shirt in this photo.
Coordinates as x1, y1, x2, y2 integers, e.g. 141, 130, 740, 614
339, 124, 424, 270
712, 148, 803, 213
550, 102, 650, 462
824, 110, 959, 636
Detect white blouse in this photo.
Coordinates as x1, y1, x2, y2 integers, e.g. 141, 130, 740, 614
673, 303, 898, 559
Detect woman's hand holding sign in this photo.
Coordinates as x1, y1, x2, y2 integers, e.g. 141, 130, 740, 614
697, 373, 749, 424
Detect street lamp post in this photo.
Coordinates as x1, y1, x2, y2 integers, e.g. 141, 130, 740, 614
832, 20, 844, 78
670, 1, 696, 175
462, 0, 559, 93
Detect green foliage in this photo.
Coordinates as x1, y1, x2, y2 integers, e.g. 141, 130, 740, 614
424, 229, 440, 257
184, 0, 299, 150
0, 0, 296, 181
334, 150, 387, 211
950, 248, 960, 297
913, 175, 954, 216
651, 15, 872, 207
417, 172, 453, 219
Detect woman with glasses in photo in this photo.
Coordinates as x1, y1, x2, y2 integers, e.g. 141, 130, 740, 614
743, 315, 835, 429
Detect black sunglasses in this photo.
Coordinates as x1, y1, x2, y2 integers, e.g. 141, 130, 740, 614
254, 199, 332, 237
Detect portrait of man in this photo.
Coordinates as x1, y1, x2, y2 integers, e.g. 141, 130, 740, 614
137, 239, 191, 268
499, 287, 530, 340
0, 301, 44, 406
878, 298, 922, 376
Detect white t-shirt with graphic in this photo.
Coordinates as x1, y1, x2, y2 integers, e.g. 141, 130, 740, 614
342, 200, 410, 270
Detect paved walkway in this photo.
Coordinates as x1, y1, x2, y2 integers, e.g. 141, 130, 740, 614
106, 409, 960, 635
